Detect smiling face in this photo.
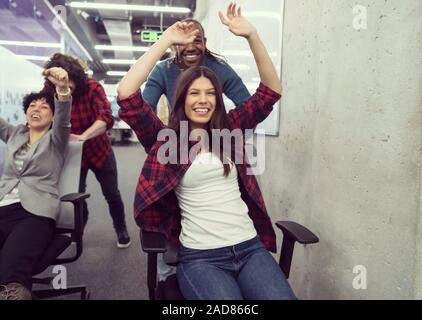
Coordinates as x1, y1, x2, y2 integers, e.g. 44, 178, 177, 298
26, 98, 54, 131
175, 24, 206, 69
184, 76, 216, 130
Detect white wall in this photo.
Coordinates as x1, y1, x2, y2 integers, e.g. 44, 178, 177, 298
0, 46, 44, 125
197, 0, 284, 135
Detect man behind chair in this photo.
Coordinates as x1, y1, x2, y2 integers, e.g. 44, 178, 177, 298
43, 53, 131, 248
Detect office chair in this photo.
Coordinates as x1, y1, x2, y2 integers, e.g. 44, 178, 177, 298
140, 220, 319, 300
0, 141, 89, 299
10, 141, 91, 299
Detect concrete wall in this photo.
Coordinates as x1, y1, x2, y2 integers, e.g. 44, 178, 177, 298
199, 0, 422, 299
260, 0, 422, 299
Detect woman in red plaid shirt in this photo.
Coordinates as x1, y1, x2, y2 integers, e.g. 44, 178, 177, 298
43, 53, 131, 249
117, 3, 295, 300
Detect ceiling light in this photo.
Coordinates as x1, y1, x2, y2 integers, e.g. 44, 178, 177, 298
107, 71, 127, 77
96, 45, 171, 53
69, 2, 191, 14
0, 40, 61, 48
103, 59, 136, 65
77, 9, 90, 20
96, 45, 149, 52
16, 55, 50, 61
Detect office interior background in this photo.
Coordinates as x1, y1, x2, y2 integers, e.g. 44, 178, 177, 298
0, 0, 421, 299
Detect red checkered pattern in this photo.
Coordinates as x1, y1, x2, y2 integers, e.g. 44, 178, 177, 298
118, 83, 281, 252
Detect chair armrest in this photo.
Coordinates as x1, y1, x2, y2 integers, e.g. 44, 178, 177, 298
54, 192, 90, 264
163, 243, 179, 266
60, 192, 90, 203
275, 221, 319, 244
140, 230, 169, 300
139, 230, 179, 265
275, 220, 319, 279
140, 230, 167, 254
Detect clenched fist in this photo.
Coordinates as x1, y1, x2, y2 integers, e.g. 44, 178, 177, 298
43, 67, 70, 94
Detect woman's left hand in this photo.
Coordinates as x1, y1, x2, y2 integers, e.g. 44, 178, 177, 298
218, 2, 257, 39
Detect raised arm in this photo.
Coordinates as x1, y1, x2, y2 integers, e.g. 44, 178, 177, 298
117, 22, 199, 100
218, 3, 282, 94
43, 67, 72, 150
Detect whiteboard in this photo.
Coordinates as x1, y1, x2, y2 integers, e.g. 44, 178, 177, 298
201, 0, 285, 136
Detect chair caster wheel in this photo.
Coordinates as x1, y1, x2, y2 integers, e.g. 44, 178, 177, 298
82, 291, 90, 300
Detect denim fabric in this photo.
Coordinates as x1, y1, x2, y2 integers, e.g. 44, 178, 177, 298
79, 149, 127, 231
176, 237, 296, 300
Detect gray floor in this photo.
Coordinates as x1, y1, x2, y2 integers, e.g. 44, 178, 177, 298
37, 144, 151, 300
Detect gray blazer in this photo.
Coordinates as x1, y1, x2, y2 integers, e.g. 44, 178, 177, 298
0, 97, 72, 220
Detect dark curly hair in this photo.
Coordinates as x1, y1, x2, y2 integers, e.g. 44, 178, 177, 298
43, 53, 88, 96
22, 90, 55, 114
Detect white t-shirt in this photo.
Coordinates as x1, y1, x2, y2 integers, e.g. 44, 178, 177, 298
174, 152, 257, 250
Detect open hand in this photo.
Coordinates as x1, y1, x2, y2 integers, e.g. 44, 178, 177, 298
218, 2, 257, 39
163, 21, 200, 46
43, 67, 70, 92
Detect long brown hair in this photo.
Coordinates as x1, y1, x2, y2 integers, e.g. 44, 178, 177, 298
168, 66, 237, 176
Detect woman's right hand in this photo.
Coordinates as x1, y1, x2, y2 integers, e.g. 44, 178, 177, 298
43, 67, 70, 94
162, 21, 199, 46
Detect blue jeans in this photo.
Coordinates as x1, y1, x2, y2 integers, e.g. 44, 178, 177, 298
176, 236, 296, 300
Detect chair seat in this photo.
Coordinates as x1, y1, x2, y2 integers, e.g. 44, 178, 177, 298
33, 234, 71, 275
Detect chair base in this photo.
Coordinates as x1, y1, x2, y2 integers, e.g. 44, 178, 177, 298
155, 274, 184, 300
32, 285, 89, 300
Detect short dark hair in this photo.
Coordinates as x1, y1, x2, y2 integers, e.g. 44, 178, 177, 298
175, 18, 226, 64
44, 53, 88, 95
22, 91, 55, 114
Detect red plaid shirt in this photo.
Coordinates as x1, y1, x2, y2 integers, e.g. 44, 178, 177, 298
118, 83, 281, 252
71, 79, 114, 170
